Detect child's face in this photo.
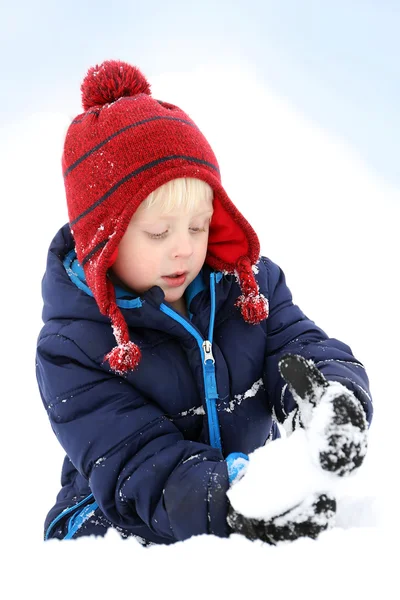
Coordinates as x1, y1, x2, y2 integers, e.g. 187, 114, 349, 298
112, 194, 213, 312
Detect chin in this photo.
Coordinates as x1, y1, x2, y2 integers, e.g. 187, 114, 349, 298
163, 291, 184, 303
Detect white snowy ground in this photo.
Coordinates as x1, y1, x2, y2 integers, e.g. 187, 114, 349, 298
2, 68, 399, 598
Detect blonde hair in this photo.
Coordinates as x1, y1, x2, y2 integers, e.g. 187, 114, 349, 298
142, 178, 213, 213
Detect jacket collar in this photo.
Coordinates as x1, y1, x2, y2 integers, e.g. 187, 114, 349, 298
63, 248, 220, 316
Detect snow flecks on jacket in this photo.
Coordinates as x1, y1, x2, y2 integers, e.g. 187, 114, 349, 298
224, 378, 264, 413
182, 453, 202, 464
315, 360, 371, 403
176, 405, 206, 418
315, 359, 366, 369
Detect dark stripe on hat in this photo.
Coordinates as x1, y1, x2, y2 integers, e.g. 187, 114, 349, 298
64, 116, 199, 178
81, 240, 108, 266
71, 154, 220, 228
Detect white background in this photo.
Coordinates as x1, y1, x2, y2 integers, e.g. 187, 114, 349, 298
1, 3, 399, 597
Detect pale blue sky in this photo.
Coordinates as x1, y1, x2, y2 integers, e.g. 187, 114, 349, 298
2, 0, 399, 186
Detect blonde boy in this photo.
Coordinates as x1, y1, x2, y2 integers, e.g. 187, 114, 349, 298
37, 60, 372, 544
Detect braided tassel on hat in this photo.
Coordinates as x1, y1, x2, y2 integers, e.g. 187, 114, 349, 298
104, 296, 141, 374
234, 257, 269, 324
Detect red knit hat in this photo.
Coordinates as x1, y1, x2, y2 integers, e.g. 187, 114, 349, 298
63, 59, 269, 374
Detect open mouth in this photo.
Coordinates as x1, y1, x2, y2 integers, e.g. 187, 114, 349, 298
162, 272, 188, 287
165, 272, 186, 278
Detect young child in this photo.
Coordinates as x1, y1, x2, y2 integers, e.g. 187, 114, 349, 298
36, 59, 373, 544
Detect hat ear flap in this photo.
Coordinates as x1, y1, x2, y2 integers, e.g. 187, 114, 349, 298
234, 256, 269, 324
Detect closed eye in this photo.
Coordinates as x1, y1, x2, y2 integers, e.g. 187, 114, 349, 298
147, 231, 168, 239
147, 227, 206, 239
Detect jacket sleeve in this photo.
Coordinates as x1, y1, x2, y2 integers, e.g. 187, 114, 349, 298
36, 332, 230, 543
259, 257, 373, 425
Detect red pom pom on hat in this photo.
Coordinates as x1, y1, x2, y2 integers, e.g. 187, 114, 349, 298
234, 256, 269, 324
81, 59, 151, 110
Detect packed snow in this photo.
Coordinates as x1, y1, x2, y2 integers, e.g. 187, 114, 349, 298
2, 67, 399, 598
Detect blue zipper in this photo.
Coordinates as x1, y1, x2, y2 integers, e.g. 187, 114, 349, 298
160, 272, 222, 450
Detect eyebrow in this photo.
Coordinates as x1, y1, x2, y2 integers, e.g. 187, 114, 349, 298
166, 211, 212, 219
140, 210, 214, 223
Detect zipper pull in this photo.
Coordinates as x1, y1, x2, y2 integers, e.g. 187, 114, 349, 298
202, 340, 215, 364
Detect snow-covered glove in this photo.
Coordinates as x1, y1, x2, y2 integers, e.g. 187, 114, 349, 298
227, 492, 336, 545
278, 354, 368, 476
226, 439, 337, 545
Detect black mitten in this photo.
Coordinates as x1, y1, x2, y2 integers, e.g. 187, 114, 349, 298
227, 492, 336, 544
278, 354, 368, 476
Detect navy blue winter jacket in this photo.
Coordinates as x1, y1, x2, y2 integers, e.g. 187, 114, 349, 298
36, 224, 373, 543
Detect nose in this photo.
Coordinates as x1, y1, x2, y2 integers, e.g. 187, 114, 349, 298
171, 231, 194, 259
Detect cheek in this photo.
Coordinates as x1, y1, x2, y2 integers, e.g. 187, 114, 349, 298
197, 235, 209, 260
116, 237, 162, 278
113, 236, 138, 277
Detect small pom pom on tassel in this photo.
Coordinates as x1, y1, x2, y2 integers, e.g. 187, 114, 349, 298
105, 341, 142, 375
234, 256, 269, 325
105, 300, 142, 373
235, 293, 269, 324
